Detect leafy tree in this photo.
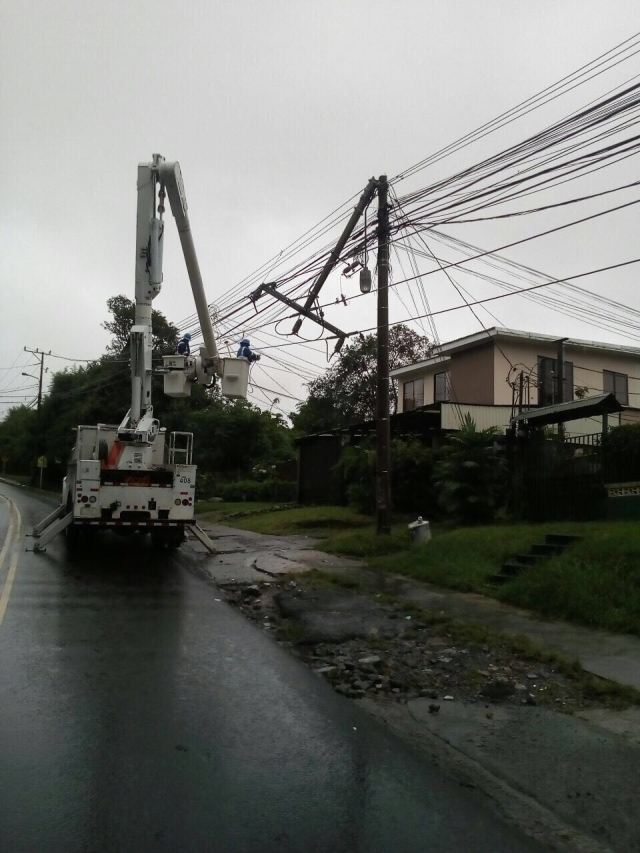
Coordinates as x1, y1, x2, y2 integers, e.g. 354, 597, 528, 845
0, 406, 38, 475
433, 415, 506, 524
103, 295, 179, 356
291, 324, 431, 434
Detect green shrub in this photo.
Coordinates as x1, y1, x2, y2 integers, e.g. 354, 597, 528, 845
219, 479, 297, 502
341, 443, 376, 513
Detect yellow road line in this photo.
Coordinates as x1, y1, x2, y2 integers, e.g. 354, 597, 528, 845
0, 498, 22, 627
0, 553, 19, 626
0, 495, 18, 574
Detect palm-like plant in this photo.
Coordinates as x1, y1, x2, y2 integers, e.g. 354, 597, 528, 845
433, 415, 506, 523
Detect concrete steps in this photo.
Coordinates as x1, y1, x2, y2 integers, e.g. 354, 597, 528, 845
488, 533, 581, 586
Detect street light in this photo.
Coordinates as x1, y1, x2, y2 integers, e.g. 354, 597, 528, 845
21, 372, 38, 381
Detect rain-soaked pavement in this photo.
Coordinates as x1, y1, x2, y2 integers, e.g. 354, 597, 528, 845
0, 482, 543, 852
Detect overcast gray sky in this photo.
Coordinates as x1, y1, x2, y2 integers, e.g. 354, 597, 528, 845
2, 0, 639, 417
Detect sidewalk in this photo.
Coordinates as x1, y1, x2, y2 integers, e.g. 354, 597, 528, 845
389, 576, 640, 692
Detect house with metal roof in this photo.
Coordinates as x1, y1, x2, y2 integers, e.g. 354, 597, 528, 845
390, 327, 640, 436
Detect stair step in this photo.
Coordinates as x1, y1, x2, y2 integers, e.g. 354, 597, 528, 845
545, 533, 582, 546
513, 553, 541, 565
501, 561, 526, 576
531, 543, 564, 556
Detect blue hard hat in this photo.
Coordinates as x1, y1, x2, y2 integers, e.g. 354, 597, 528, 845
240, 337, 250, 345
183, 333, 192, 340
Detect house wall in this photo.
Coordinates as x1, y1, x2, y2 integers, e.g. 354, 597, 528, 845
449, 342, 494, 404
396, 335, 640, 417
492, 340, 640, 407
440, 403, 513, 432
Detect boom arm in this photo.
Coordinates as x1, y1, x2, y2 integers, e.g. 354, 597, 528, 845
157, 160, 219, 369
120, 154, 246, 442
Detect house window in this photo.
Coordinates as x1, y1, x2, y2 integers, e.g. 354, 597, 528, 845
434, 371, 451, 403
603, 370, 628, 405
403, 380, 424, 412
537, 357, 574, 406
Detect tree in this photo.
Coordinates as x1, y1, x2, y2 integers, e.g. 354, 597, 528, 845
291, 324, 431, 434
0, 406, 38, 475
102, 295, 179, 356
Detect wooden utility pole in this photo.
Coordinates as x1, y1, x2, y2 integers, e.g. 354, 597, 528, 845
23, 347, 50, 411
376, 175, 391, 534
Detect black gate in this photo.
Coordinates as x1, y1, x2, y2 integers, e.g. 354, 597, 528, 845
513, 433, 606, 521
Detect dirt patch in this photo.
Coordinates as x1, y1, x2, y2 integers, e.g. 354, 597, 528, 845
222, 576, 626, 711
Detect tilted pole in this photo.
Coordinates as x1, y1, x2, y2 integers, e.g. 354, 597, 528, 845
292, 177, 378, 336
376, 175, 392, 535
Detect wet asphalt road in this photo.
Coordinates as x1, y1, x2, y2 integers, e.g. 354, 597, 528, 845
0, 483, 542, 853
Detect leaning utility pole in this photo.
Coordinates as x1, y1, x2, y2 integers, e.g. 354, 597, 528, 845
376, 175, 391, 534
23, 347, 50, 411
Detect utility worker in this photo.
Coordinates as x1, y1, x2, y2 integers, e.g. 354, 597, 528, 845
237, 337, 260, 362
177, 332, 192, 356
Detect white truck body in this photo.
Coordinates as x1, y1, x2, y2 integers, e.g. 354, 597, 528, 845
62, 425, 195, 536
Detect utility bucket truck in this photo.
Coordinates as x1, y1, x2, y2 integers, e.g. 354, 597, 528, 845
32, 154, 249, 552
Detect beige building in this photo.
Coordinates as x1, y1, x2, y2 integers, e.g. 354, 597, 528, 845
391, 327, 640, 435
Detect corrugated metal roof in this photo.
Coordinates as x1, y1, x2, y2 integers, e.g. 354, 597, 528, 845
511, 393, 622, 427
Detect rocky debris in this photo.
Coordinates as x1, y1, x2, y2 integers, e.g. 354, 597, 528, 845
222, 577, 617, 712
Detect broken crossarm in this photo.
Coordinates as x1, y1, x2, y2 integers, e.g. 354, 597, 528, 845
259, 282, 347, 352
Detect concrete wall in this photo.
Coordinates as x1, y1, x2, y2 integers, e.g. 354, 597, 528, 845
440, 403, 513, 432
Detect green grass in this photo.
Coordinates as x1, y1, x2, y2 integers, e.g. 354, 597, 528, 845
370, 524, 543, 591
196, 500, 281, 519
197, 502, 372, 536
497, 522, 640, 636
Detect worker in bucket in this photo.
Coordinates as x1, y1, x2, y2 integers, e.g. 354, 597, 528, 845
177, 332, 192, 356
237, 337, 260, 362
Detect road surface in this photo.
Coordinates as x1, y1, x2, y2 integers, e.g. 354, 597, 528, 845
0, 483, 542, 852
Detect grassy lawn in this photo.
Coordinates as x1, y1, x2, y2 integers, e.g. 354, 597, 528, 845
197, 501, 372, 536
